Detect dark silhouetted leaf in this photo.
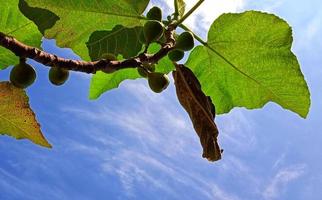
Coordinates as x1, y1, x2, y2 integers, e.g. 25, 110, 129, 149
173, 65, 222, 162
18, 0, 59, 34
86, 25, 143, 61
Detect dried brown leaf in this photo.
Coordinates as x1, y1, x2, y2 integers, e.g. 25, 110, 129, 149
173, 65, 222, 161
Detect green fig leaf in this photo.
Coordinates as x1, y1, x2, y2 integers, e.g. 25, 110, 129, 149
0, 0, 42, 70
24, 0, 150, 60
0, 82, 52, 148
86, 25, 143, 61
185, 11, 310, 118
89, 69, 140, 100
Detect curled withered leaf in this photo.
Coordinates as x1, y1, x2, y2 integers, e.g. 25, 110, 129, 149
173, 65, 222, 162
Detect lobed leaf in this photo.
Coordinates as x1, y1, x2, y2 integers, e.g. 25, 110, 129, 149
173, 65, 221, 162
185, 11, 310, 118
0, 82, 51, 148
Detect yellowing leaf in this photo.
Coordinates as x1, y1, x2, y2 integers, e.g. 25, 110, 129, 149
0, 82, 51, 148
173, 65, 222, 162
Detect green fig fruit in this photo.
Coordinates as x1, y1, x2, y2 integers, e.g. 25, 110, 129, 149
49, 67, 69, 86
147, 6, 162, 21
144, 20, 164, 44
10, 62, 36, 89
148, 72, 170, 93
168, 49, 184, 62
175, 31, 194, 51
137, 62, 155, 77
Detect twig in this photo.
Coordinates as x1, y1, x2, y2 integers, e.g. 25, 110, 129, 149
0, 26, 176, 74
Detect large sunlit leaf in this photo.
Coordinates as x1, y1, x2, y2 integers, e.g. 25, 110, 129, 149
24, 0, 150, 60
186, 11, 310, 118
173, 65, 221, 162
0, 82, 51, 148
89, 43, 174, 99
86, 25, 143, 61
0, 0, 42, 70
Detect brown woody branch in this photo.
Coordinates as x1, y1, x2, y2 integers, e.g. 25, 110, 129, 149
0, 25, 176, 74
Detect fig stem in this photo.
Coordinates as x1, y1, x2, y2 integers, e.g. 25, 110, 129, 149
175, 0, 205, 27
178, 24, 207, 46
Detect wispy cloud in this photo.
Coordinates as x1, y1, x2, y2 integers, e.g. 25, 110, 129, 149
60, 79, 254, 199
263, 164, 307, 200
148, 0, 245, 39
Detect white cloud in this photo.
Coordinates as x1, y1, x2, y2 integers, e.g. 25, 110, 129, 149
218, 109, 257, 153
60, 79, 255, 199
263, 164, 307, 200
148, 0, 245, 39
211, 184, 241, 200
166, 0, 244, 37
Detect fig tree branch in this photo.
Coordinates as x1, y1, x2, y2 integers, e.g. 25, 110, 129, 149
0, 26, 176, 74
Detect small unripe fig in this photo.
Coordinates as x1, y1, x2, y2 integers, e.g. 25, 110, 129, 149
168, 49, 184, 62
144, 20, 164, 44
137, 63, 155, 77
49, 67, 69, 86
10, 61, 36, 89
175, 31, 194, 51
148, 72, 170, 93
147, 6, 162, 21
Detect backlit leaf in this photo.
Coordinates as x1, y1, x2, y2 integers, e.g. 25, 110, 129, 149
186, 11, 310, 118
24, 0, 150, 60
0, 82, 51, 148
0, 0, 42, 70
175, 0, 186, 18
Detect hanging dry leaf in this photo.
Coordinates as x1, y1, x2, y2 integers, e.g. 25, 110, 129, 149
0, 81, 52, 148
173, 65, 222, 161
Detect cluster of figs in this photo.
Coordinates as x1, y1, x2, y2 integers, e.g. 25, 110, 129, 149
10, 58, 69, 89
138, 6, 195, 93
9, 6, 195, 94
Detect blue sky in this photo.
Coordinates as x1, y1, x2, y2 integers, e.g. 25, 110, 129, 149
1, 0, 322, 199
